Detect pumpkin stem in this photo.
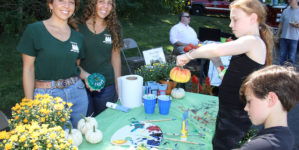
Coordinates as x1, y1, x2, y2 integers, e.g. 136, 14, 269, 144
179, 66, 184, 71
80, 114, 87, 122
93, 125, 96, 132
67, 122, 72, 134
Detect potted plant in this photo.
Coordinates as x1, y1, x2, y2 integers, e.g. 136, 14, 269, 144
135, 62, 177, 94
135, 62, 176, 82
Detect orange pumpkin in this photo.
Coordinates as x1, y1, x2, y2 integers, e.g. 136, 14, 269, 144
169, 67, 191, 83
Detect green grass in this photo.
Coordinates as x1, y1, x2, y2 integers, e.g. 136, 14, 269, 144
0, 14, 230, 117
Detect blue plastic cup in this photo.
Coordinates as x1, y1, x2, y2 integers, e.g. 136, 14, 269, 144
158, 95, 172, 115
143, 94, 156, 114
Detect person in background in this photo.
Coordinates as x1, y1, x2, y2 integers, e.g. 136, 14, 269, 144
176, 0, 274, 149
239, 65, 299, 150
78, 0, 123, 117
169, 11, 199, 55
17, 0, 88, 128
276, 0, 299, 65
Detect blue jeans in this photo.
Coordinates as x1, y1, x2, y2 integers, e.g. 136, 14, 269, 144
34, 80, 88, 128
279, 38, 299, 65
86, 84, 118, 117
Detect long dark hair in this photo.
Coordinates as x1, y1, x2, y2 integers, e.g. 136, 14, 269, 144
46, 0, 80, 30
230, 0, 274, 66
80, 0, 123, 50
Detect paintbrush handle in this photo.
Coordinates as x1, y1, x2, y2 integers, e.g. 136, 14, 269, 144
165, 137, 201, 145
143, 118, 175, 123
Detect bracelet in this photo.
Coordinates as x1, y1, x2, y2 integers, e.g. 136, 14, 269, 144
218, 68, 227, 78
185, 52, 194, 60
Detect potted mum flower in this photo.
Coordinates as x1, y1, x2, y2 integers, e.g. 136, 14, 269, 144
135, 62, 177, 94
135, 62, 176, 82
0, 121, 77, 150
9, 94, 72, 128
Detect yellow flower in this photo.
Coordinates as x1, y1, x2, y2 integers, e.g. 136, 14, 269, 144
19, 135, 26, 142
55, 97, 63, 103
67, 103, 73, 108
33, 145, 40, 150
57, 111, 61, 115
0, 131, 10, 140
25, 110, 29, 114
4, 142, 13, 150
14, 116, 19, 120
10, 135, 18, 142
17, 110, 21, 114
23, 118, 28, 123
41, 117, 45, 123
73, 146, 78, 150
60, 118, 65, 122
50, 133, 56, 139
24, 144, 28, 147
47, 143, 52, 148
54, 104, 64, 110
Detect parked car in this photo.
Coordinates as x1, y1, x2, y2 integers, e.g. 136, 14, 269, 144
186, 0, 287, 30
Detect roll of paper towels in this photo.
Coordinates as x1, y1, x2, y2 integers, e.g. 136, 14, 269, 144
117, 75, 143, 108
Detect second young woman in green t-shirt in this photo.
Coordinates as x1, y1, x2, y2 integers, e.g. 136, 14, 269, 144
78, 0, 123, 116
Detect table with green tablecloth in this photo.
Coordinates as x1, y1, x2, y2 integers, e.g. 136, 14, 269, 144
79, 92, 219, 150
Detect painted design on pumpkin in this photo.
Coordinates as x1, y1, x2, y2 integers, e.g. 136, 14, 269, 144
169, 67, 191, 83
87, 73, 106, 90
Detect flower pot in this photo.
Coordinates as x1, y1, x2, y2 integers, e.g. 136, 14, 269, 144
159, 80, 177, 95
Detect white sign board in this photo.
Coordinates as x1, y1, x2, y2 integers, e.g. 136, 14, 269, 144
142, 47, 166, 65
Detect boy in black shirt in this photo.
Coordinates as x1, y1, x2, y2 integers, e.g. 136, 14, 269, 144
239, 65, 299, 150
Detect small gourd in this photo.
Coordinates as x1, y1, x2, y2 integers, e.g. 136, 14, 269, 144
77, 114, 98, 135
171, 88, 185, 99
65, 123, 83, 147
170, 67, 191, 83
87, 73, 106, 91
85, 125, 103, 144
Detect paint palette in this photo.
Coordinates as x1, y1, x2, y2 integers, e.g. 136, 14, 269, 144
111, 122, 163, 147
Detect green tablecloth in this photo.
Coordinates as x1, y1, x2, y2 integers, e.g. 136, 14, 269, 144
79, 92, 219, 150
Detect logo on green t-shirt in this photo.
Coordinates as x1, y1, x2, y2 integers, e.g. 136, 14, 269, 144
103, 34, 112, 44
70, 41, 79, 53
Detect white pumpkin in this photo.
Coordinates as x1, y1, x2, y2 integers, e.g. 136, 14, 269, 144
77, 114, 98, 135
85, 126, 103, 144
171, 88, 185, 99
65, 124, 83, 147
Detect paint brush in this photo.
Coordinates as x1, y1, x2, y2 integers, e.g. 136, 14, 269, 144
143, 118, 176, 123
164, 133, 204, 136
152, 146, 175, 150
165, 137, 201, 145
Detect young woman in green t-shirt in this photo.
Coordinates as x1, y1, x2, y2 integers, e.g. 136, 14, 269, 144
77, 0, 123, 117
17, 0, 88, 128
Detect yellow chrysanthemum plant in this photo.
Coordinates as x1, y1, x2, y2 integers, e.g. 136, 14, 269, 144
0, 94, 77, 150
0, 121, 78, 150
9, 94, 73, 128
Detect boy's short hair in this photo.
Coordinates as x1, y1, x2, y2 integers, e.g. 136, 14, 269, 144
240, 65, 299, 112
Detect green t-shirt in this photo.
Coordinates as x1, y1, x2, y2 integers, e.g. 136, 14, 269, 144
17, 21, 84, 80
78, 23, 115, 87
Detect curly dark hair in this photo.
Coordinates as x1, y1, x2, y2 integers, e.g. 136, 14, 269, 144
80, 0, 123, 50
46, 0, 80, 30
